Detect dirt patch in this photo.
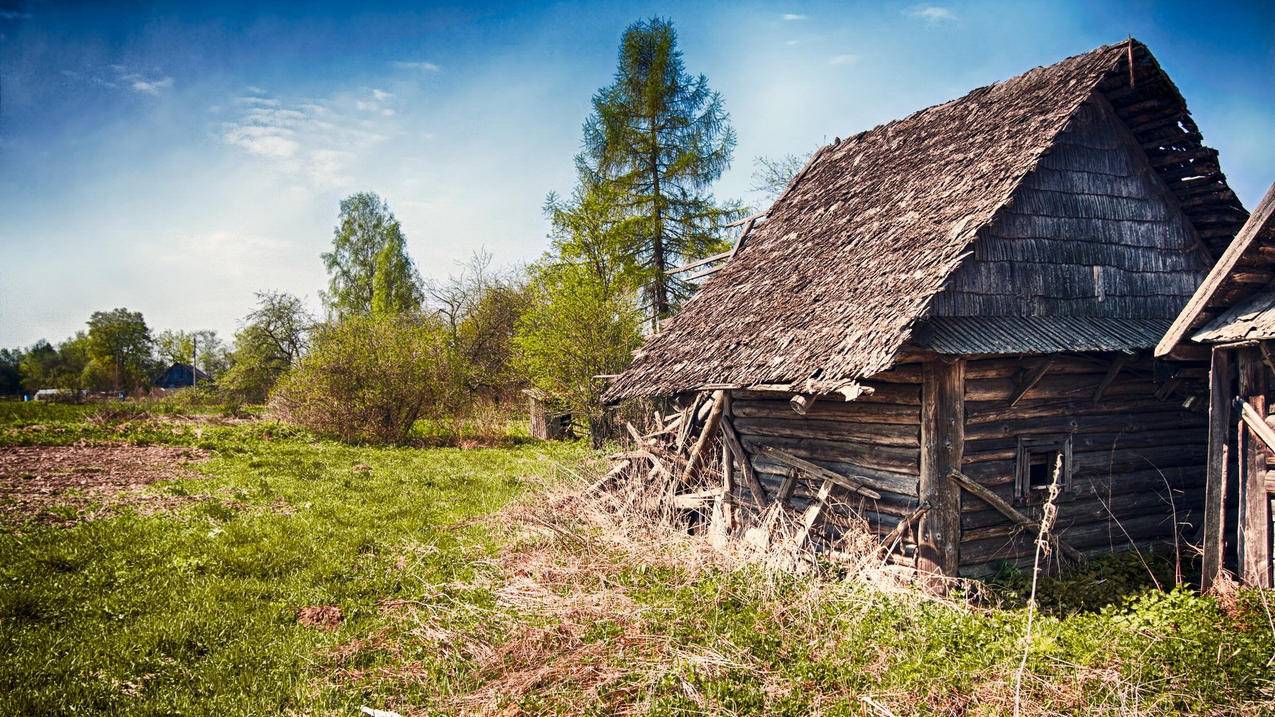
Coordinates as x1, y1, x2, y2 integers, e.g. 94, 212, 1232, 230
298, 605, 344, 631
0, 443, 209, 525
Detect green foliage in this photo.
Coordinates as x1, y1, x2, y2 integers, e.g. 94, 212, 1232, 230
515, 258, 642, 443
370, 232, 420, 316
17, 336, 89, 394
579, 16, 740, 320
321, 192, 423, 318
153, 329, 229, 379
85, 308, 153, 393
0, 348, 23, 395
221, 291, 314, 402
269, 315, 454, 444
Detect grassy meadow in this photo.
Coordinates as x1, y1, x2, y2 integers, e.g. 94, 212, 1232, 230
1, 401, 1273, 715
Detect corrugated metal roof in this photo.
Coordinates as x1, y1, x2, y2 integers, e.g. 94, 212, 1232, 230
911, 317, 1170, 355
1192, 291, 1275, 343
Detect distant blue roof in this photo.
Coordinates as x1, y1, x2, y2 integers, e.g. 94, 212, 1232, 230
156, 363, 210, 389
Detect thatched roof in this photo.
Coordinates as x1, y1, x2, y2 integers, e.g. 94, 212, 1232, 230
1157, 183, 1275, 351
606, 40, 1246, 401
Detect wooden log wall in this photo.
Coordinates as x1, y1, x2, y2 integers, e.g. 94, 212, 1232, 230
957, 354, 1208, 576
727, 364, 923, 552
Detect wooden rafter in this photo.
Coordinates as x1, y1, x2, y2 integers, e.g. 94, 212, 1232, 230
1092, 354, 1131, 404
1009, 359, 1054, 407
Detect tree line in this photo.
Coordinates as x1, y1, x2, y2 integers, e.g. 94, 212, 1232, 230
2, 17, 802, 444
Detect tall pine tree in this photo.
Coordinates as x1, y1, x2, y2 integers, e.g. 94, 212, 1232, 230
577, 17, 739, 325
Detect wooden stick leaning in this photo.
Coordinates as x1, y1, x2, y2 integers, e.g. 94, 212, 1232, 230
719, 405, 769, 505
678, 390, 728, 486
757, 445, 884, 500
879, 501, 930, 559
948, 470, 1084, 562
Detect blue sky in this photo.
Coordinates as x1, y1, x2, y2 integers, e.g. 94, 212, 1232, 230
1, 0, 1272, 347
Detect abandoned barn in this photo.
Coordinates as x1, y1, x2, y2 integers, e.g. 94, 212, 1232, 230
604, 40, 1251, 578
1157, 184, 1275, 589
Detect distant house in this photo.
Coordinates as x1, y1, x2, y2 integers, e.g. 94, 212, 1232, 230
155, 363, 210, 390
605, 40, 1249, 578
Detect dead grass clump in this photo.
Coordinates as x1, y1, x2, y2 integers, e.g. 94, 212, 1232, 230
298, 605, 344, 631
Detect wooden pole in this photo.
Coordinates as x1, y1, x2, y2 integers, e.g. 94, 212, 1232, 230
918, 359, 964, 580
949, 470, 1084, 563
1236, 347, 1271, 587
679, 390, 727, 485
1202, 347, 1232, 592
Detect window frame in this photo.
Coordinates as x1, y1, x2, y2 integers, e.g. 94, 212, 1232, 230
1014, 434, 1074, 503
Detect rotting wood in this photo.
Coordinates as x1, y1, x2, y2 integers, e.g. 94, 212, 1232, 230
1237, 400, 1275, 455
1236, 348, 1272, 587
948, 469, 1084, 562
1009, 359, 1054, 407
791, 478, 836, 551
1092, 354, 1131, 403
789, 393, 817, 415
756, 445, 883, 499
879, 501, 930, 558
918, 360, 964, 580
679, 390, 727, 486
720, 396, 769, 506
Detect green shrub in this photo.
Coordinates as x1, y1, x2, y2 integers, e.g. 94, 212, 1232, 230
268, 315, 454, 444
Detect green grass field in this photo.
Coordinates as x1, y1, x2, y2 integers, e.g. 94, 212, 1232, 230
1, 402, 1273, 716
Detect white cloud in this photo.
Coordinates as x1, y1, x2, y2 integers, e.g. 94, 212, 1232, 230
829, 54, 860, 66
782, 13, 807, 21
219, 87, 394, 189
906, 5, 957, 23
371, 88, 393, 101
785, 39, 800, 46
127, 75, 174, 95
390, 60, 441, 72
223, 125, 300, 158
0, 10, 32, 20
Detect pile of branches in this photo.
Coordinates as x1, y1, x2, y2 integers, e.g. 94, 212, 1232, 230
591, 390, 905, 578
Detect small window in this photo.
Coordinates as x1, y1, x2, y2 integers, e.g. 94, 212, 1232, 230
1015, 435, 1073, 502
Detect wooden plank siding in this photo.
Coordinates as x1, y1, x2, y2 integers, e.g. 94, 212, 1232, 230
728, 366, 924, 555
930, 97, 1209, 323
956, 355, 1208, 576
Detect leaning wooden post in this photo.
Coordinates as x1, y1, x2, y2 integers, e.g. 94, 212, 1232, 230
918, 358, 964, 582
679, 390, 727, 485
1201, 347, 1232, 592
1236, 347, 1271, 587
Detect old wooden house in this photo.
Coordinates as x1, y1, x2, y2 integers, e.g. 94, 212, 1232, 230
604, 40, 1251, 578
1157, 184, 1275, 588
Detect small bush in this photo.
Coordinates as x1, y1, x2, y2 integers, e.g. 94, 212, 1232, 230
268, 315, 454, 444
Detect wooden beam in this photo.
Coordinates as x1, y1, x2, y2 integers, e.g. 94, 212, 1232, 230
1009, 359, 1054, 407
1201, 347, 1232, 592
665, 249, 732, 275
1157, 181, 1275, 357
789, 393, 817, 415
1238, 399, 1275, 455
879, 501, 930, 558
791, 478, 836, 551
1092, 354, 1131, 404
679, 390, 727, 485
1236, 348, 1272, 588
756, 445, 883, 500
949, 470, 1084, 563
719, 394, 769, 506
918, 359, 964, 579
